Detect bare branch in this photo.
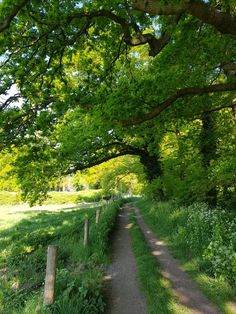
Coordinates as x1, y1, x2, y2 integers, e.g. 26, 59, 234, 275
0, 94, 21, 112
64, 149, 141, 175
202, 104, 234, 114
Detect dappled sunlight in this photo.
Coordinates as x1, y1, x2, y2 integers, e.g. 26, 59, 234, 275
152, 250, 163, 257
124, 223, 133, 229
156, 240, 165, 246
225, 301, 236, 313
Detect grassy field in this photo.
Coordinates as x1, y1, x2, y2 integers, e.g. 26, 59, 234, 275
0, 190, 103, 205
0, 200, 122, 313
136, 199, 236, 314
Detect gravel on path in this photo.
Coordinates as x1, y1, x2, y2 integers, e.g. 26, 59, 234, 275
104, 204, 147, 314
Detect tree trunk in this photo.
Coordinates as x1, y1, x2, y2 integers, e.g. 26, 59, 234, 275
140, 149, 165, 200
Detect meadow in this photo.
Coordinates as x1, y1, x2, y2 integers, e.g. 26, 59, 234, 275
0, 198, 122, 313
0, 190, 104, 206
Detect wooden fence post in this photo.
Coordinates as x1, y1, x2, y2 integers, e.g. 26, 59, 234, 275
43, 245, 58, 306
96, 209, 100, 224
84, 218, 89, 246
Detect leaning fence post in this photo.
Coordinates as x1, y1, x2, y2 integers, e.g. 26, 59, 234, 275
96, 209, 100, 224
84, 217, 89, 246
43, 245, 58, 306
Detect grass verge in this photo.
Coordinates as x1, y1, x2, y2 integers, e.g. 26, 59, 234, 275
136, 199, 236, 314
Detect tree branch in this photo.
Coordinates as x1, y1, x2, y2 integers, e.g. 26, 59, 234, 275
0, 94, 21, 112
123, 82, 236, 126
68, 9, 178, 56
132, 0, 236, 35
64, 148, 142, 175
0, 0, 29, 33
202, 104, 234, 114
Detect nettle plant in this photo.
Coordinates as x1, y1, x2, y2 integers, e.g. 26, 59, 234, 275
185, 203, 236, 283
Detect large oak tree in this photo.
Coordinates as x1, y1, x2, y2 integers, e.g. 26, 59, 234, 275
0, 0, 235, 204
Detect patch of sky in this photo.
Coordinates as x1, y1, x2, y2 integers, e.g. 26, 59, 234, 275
74, 2, 84, 9
0, 84, 24, 108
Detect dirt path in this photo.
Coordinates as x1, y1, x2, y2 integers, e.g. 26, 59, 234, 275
104, 204, 147, 314
133, 205, 220, 314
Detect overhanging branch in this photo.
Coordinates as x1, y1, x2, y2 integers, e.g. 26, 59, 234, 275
64, 148, 142, 175
0, 0, 29, 33
68, 9, 179, 56
123, 82, 236, 126
132, 0, 236, 36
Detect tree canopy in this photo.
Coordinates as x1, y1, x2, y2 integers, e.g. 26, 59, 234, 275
0, 0, 235, 206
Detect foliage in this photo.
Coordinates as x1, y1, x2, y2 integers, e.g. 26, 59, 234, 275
0, 191, 21, 205
0, 200, 123, 313
137, 199, 236, 313
0, 0, 235, 208
44, 190, 103, 205
186, 203, 236, 283
74, 156, 144, 195
0, 151, 19, 191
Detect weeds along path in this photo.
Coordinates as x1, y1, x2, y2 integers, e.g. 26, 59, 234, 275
133, 205, 220, 314
104, 204, 147, 314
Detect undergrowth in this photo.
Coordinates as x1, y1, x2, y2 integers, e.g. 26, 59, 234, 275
136, 199, 236, 314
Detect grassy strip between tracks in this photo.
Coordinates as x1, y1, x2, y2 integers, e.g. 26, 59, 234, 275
130, 213, 188, 314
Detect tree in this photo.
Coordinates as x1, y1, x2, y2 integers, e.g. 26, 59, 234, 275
0, 150, 19, 191
74, 155, 144, 194
0, 0, 235, 205
0, 0, 236, 128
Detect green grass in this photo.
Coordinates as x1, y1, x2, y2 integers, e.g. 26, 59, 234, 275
0, 190, 103, 205
43, 190, 103, 204
136, 199, 236, 314
130, 214, 188, 314
0, 191, 21, 205
0, 200, 123, 313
